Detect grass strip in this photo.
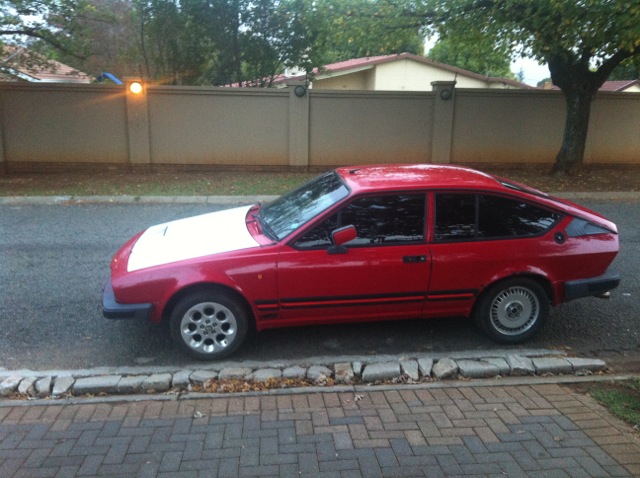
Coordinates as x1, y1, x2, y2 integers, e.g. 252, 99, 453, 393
589, 378, 640, 429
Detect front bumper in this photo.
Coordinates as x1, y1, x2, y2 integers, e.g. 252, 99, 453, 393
564, 269, 620, 301
102, 279, 153, 320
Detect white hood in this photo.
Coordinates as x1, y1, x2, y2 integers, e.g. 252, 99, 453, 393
127, 205, 259, 272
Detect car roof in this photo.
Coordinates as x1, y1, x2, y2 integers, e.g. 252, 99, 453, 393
336, 164, 504, 193
335, 164, 617, 232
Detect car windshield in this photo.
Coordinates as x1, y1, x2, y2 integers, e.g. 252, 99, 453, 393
260, 171, 350, 240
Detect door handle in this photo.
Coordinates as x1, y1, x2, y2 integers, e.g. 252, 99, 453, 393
403, 255, 427, 264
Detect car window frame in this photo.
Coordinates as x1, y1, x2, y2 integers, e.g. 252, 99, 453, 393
431, 190, 564, 244
289, 191, 428, 251
260, 170, 351, 241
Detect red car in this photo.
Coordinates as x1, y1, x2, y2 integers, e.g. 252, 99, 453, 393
103, 165, 619, 360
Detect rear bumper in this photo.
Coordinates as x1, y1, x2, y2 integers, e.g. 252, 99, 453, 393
564, 269, 620, 301
102, 279, 153, 320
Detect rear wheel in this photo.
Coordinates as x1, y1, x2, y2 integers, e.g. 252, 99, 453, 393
475, 278, 549, 344
170, 291, 249, 360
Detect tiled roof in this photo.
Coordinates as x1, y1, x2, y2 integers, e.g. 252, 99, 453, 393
598, 80, 640, 92
542, 79, 640, 92
1, 46, 92, 83
273, 52, 534, 89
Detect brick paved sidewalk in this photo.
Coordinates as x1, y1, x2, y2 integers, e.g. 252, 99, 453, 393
1, 382, 639, 477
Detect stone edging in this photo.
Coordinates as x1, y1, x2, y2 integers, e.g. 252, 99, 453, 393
0, 352, 607, 401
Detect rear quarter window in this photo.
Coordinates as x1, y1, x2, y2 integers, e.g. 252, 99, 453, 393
478, 195, 559, 238
435, 193, 560, 242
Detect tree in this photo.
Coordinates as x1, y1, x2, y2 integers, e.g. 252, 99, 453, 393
179, 0, 322, 86
427, 34, 514, 79
1, 0, 96, 70
4, 0, 428, 86
412, 0, 640, 173
609, 57, 640, 81
134, 0, 205, 84
46, 0, 141, 80
311, 0, 423, 65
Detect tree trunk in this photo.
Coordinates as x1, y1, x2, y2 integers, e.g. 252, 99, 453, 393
552, 88, 594, 175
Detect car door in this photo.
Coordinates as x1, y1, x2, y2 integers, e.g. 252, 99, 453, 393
275, 193, 430, 325
425, 192, 562, 318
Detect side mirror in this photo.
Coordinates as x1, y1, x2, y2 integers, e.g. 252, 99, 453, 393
328, 225, 357, 255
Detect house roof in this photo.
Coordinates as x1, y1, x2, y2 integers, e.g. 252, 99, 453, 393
1, 46, 92, 83
542, 79, 640, 92
275, 52, 534, 89
598, 80, 640, 92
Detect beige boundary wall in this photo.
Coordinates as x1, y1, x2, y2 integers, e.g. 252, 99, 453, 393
0, 80, 639, 174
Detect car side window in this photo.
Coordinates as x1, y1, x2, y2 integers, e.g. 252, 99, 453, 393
435, 193, 559, 242
434, 194, 476, 241
294, 194, 426, 249
478, 195, 559, 238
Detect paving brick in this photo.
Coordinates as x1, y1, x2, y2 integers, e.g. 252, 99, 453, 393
319, 459, 359, 472
238, 464, 280, 477
2, 378, 640, 478
298, 433, 333, 446
332, 431, 353, 450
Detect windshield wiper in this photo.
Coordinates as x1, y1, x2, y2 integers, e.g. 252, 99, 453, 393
255, 210, 279, 241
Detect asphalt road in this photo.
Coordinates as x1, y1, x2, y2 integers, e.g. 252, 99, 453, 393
1, 199, 638, 372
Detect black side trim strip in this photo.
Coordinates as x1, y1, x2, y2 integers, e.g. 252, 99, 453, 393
426, 289, 478, 302
280, 292, 426, 310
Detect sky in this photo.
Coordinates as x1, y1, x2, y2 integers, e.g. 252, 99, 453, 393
511, 57, 550, 86
424, 36, 551, 87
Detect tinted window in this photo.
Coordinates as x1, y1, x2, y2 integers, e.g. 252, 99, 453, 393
435, 194, 476, 241
295, 194, 425, 249
293, 214, 339, 249
478, 196, 559, 237
435, 193, 559, 242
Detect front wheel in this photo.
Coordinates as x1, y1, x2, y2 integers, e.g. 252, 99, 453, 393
475, 278, 549, 344
170, 291, 249, 360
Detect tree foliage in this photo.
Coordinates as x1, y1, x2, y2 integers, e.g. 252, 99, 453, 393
427, 34, 514, 79
1, 0, 98, 71
4, 0, 424, 86
310, 0, 423, 64
417, 0, 640, 172
609, 57, 640, 81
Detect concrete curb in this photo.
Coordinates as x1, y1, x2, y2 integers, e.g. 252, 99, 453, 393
1, 192, 639, 206
0, 350, 609, 403
2, 371, 635, 409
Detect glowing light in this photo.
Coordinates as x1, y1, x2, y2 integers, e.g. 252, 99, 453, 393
129, 81, 143, 94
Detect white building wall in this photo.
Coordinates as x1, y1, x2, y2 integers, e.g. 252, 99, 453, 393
372, 59, 489, 90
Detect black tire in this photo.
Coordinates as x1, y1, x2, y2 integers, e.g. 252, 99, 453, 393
169, 290, 249, 360
474, 278, 549, 344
